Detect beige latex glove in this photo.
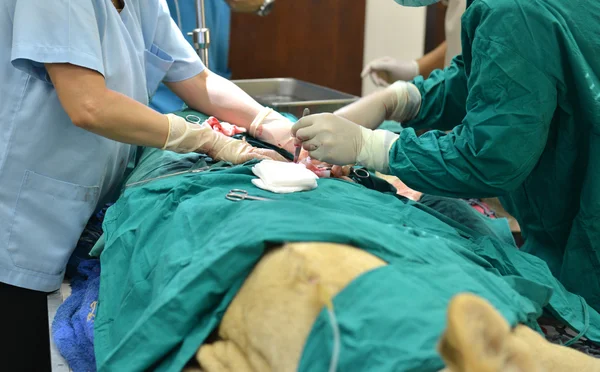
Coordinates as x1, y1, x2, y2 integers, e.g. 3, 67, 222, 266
334, 81, 422, 130
162, 114, 286, 163
361, 57, 420, 87
249, 107, 297, 153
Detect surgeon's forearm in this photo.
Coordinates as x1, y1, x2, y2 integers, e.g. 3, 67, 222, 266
46, 63, 169, 148
416, 41, 447, 79
166, 70, 263, 129
334, 90, 390, 130
82, 90, 170, 147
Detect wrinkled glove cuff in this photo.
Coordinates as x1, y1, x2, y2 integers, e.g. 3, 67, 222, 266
356, 127, 400, 174
162, 114, 174, 150
410, 60, 420, 79
249, 106, 274, 137
387, 81, 422, 123
250, 107, 296, 152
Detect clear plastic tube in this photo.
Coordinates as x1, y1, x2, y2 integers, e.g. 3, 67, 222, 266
173, 0, 183, 30
326, 306, 340, 372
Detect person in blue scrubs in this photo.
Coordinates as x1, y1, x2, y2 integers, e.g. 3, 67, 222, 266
63, 0, 276, 277
0, 0, 287, 370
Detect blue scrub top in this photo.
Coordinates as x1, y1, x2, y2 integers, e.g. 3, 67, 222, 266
150, 0, 232, 114
0, 0, 204, 292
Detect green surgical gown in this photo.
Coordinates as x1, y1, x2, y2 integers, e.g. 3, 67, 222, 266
389, 0, 600, 310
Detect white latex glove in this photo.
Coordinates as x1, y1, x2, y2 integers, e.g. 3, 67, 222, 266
291, 113, 400, 173
249, 107, 296, 153
163, 114, 286, 163
361, 57, 420, 87
334, 81, 422, 130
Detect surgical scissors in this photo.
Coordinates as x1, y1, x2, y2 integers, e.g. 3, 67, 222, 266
185, 114, 203, 124
314, 166, 370, 179
351, 167, 370, 179
226, 189, 273, 201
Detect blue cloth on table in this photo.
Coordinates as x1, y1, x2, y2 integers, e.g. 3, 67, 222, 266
378, 120, 404, 133
52, 259, 101, 372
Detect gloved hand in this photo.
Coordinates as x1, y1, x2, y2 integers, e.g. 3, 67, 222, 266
248, 107, 297, 153
163, 114, 286, 164
361, 57, 420, 87
291, 113, 400, 173
334, 81, 422, 130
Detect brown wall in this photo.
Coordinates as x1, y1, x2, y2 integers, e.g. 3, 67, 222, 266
424, 2, 447, 53
228, 0, 367, 96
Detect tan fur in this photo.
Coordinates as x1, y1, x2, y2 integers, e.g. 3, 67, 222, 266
196, 243, 600, 372
196, 242, 386, 372
439, 293, 600, 372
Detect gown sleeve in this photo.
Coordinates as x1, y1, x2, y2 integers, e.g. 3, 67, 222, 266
388, 36, 557, 198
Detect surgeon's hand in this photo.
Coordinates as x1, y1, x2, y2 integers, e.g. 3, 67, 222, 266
255, 107, 359, 161
225, 0, 264, 13
292, 114, 400, 173
162, 114, 286, 164
292, 114, 364, 166
361, 57, 420, 87
249, 108, 297, 153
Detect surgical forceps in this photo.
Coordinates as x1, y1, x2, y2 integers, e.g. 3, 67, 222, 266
125, 166, 211, 188
316, 166, 370, 179
226, 189, 273, 201
294, 108, 310, 163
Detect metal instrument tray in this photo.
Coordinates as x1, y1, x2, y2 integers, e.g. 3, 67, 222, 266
232, 78, 358, 117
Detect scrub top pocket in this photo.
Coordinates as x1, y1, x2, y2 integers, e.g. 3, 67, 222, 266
7, 170, 100, 276
144, 44, 174, 98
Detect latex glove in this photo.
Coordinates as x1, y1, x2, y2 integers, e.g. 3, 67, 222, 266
163, 114, 286, 163
334, 81, 422, 130
291, 113, 400, 173
361, 57, 420, 87
249, 107, 296, 153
